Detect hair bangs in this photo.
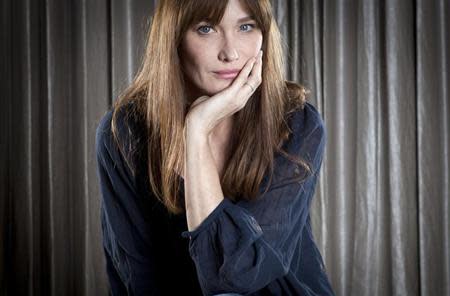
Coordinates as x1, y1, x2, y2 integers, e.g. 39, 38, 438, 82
182, 0, 228, 28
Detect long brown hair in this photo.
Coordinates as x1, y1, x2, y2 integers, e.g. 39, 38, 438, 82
111, 0, 311, 215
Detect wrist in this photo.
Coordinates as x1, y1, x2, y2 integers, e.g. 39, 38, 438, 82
185, 119, 210, 142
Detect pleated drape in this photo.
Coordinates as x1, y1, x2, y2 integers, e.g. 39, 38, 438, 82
2, 0, 157, 295
298, 1, 449, 295
416, 1, 449, 295
2, 0, 449, 295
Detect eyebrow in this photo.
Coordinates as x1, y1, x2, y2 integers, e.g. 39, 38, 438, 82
197, 15, 255, 25
237, 15, 255, 22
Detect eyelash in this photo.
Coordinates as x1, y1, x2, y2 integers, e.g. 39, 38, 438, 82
197, 23, 256, 35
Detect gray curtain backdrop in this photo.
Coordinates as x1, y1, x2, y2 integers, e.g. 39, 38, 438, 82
1, 0, 448, 295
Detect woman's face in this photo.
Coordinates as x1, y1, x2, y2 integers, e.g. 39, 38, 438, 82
180, 0, 263, 99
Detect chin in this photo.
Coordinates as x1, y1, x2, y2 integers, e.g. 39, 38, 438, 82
217, 79, 234, 87
211, 86, 229, 95
202, 84, 225, 95
197, 79, 233, 96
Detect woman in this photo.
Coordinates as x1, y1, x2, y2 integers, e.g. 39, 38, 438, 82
95, 0, 335, 295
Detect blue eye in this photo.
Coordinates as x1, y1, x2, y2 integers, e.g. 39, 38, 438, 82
240, 24, 256, 32
197, 25, 213, 34
197, 23, 257, 35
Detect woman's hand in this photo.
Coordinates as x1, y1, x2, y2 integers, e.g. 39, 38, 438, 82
185, 50, 263, 137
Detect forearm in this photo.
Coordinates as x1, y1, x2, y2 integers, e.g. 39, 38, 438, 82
184, 123, 225, 232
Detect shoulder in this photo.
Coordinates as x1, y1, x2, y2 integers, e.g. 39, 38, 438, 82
289, 101, 325, 140
95, 101, 146, 174
286, 101, 326, 173
95, 109, 114, 163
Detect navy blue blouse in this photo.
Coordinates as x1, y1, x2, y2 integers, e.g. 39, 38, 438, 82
95, 101, 335, 296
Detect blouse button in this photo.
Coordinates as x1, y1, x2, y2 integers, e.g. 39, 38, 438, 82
249, 216, 262, 232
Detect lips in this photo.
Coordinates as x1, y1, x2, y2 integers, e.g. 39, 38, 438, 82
213, 69, 241, 79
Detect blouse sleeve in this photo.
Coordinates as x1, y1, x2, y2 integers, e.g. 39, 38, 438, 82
180, 103, 326, 295
95, 110, 163, 295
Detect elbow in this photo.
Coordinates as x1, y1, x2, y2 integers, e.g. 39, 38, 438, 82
216, 248, 289, 293
217, 268, 288, 294
218, 270, 255, 294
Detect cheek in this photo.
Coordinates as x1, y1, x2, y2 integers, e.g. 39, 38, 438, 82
238, 34, 263, 58
251, 34, 263, 52
182, 45, 212, 76
182, 56, 210, 85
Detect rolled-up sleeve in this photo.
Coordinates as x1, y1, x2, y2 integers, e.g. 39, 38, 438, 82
181, 107, 326, 295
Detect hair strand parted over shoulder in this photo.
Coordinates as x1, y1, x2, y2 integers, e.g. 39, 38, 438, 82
111, 0, 311, 215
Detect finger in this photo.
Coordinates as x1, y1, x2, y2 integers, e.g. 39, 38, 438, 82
249, 50, 262, 75
239, 50, 263, 97
228, 55, 257, 92
248, 50, 263, 86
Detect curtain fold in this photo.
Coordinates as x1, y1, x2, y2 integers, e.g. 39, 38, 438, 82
416, 0, 450, 295
2, 0, 449, 295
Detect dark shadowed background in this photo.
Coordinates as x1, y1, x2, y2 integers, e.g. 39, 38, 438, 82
1, 0, 449, 295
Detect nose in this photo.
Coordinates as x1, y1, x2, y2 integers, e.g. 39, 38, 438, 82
218, 38, 239, 62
